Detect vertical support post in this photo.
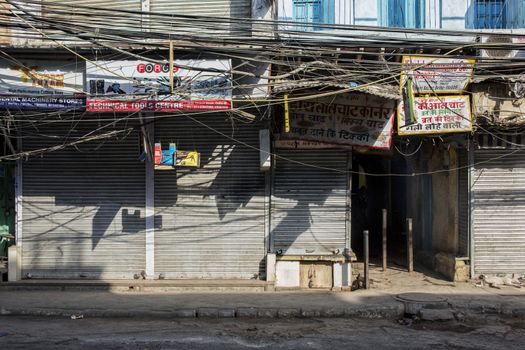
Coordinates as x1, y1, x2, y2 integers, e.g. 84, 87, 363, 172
382, 208, 387, 272
142, 113, 155, 279
169, 40, 174, 94
283, 94, 290, 133
407, 218, 413, 273
363, 230, 369, 289
345, 150, 352, 255
15, 137, 22, 249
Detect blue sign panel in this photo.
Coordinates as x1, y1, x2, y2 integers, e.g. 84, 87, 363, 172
0, 95, 85, 110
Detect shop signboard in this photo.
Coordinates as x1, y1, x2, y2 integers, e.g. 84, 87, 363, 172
274, 139, 353, 149
400, 56, 475, 94
285, 93, 396, 149
86, 60, 232, 112
398, 95, 472, 135
0, 59, 84, 109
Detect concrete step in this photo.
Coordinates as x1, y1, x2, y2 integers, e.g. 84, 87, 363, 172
0, 279, 273, 292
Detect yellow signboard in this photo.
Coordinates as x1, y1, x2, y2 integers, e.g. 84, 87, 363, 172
175, 151, 200, 167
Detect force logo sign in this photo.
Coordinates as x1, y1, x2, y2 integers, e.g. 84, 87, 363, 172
136, 63, 179, 74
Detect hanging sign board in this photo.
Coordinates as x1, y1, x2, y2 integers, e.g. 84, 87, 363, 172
398, 95, 472, 135
175, 151, 200, 167
284, 93, 396, 149
154, 143, 176, 170
274, 139, 353, 149
0, 59, 84, 109
86, 59, 232, 112
400, 56, 475, 94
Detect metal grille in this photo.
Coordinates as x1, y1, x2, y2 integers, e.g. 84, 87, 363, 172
457, 148, 469, 258
271, 149, 349, 255
153, 115, 266, 279
21, 117, 146, 279
471, 148, 525, 276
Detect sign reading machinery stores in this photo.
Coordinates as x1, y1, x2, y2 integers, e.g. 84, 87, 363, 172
286, 93, 396, 149
0, 59, 84, 109
86, 60, 233, 112
398, 95, 472, 135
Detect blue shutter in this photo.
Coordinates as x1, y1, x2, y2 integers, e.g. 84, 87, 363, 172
379, 0, 425, 28
475, 0, 507, 29
292, 0, 334, 30
506, 0, 524, 28
388, 0, 406, 27
405, 0, 425, 28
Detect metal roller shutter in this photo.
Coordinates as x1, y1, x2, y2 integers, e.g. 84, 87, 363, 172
271, 149, 350, 255
153, 114, 266, 279
40, 1, 143, 39
21, 117, 145, 279
457, 148, 469, 258
150, 0, 251, 18
472, 148, 525, 275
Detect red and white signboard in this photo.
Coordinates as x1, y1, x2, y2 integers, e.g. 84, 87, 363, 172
86, 60, 232, 112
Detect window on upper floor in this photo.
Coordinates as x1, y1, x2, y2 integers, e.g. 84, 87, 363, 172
474, 0, 507, 29
378, 0, 426, 28
291, 0, 334, 30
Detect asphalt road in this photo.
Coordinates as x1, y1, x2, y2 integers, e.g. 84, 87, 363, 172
1, 315, 524, 349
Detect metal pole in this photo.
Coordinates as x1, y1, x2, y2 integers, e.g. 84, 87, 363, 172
363, 230, 369, 289
407, 218, 413, 273
382, 209, 387, 272
169, 40, 174, 94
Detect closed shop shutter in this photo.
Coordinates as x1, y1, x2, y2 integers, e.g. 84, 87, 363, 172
42, 0, 141, 11
40, 1, 143, 39
150, 0, 250, 18
271, 149, 350, 255
472, 148, 525, 275
457, 148, 469, 258
153, 114, 266, 279
21, 118, 146, 279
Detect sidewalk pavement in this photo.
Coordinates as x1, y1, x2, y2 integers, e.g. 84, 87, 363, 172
1, 280, 524, 320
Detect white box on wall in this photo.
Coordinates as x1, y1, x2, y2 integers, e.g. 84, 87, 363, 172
276, 261, 300, 287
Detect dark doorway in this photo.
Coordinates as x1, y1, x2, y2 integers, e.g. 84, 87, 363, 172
351, 152, 409, 266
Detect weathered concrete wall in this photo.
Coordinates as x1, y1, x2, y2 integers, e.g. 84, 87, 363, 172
428, 145, 458, 255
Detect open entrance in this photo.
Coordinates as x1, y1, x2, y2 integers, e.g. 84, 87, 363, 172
351, 151, 410, 269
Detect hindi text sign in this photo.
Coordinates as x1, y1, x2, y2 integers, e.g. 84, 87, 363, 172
401, 56, 475, 94
285, 93, 396, 149
398, 95, 472, 135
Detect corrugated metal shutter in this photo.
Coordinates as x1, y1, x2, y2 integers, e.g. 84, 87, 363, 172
457, 148, 469, 258
472, 148, 525, 275
40, 1, 143, 40
150, 0, 251, 18
42, 0, 141, 12
271, 150, 349, 255
21, 118, 146, 279
154, 115, 266, 279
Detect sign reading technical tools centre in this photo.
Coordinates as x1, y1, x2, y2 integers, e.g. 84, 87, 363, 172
285, 93, 396, 149
401, 56, 475, 94
398, 95, 472, 136
0, 59, 84, 109
86, 60, 232, 112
